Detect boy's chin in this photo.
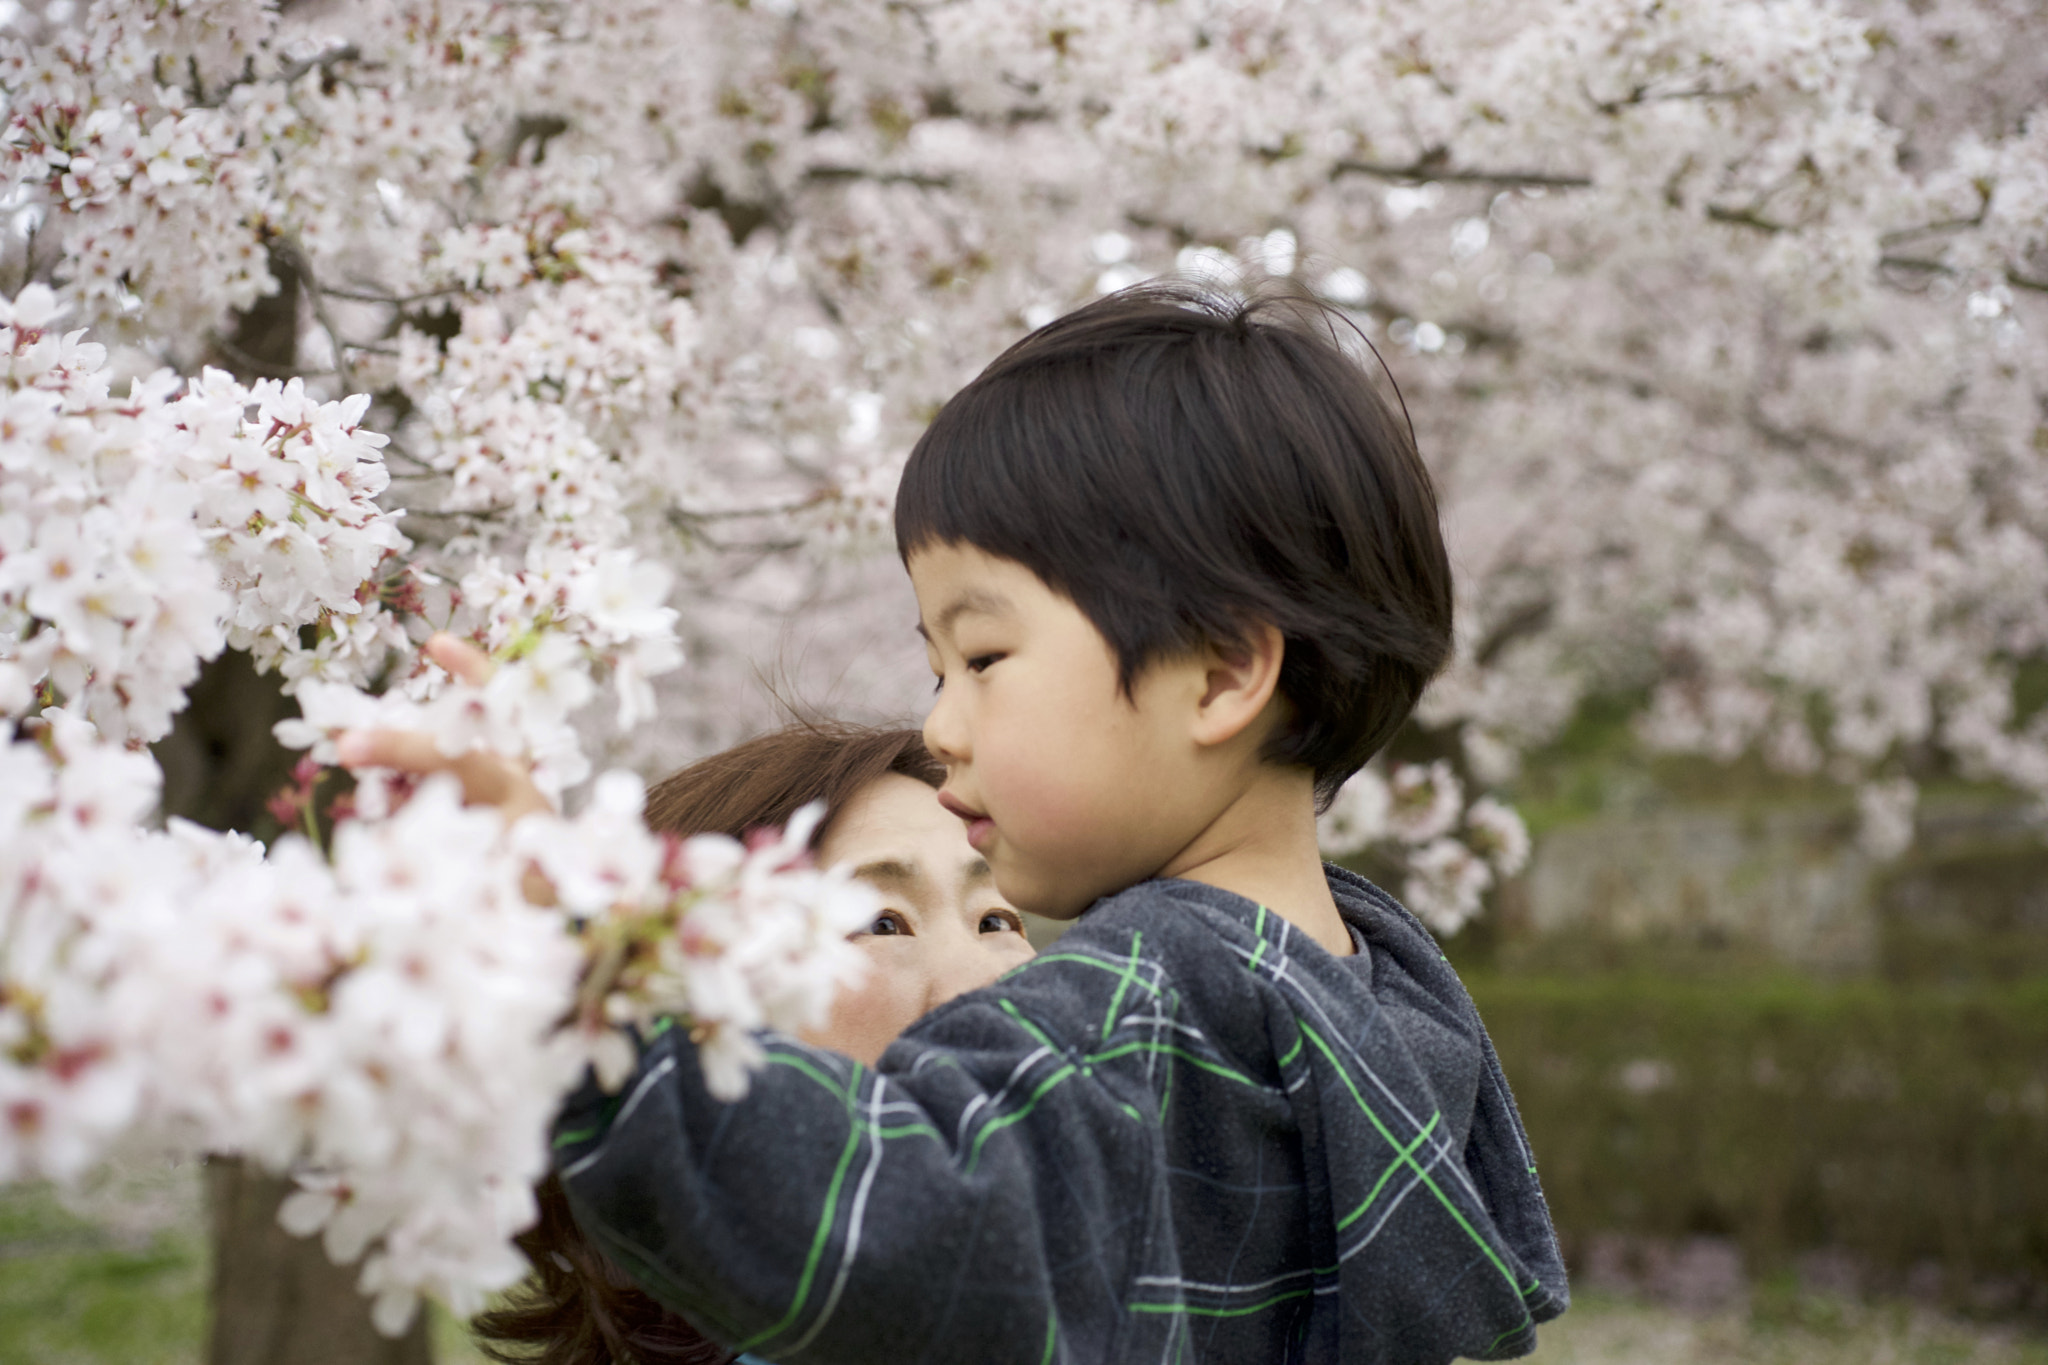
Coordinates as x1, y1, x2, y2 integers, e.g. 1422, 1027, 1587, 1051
1020, 898, 1093, 923
994, 859, 1121, 922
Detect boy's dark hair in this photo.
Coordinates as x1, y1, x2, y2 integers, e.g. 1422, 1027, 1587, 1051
894, 281, 1454, 804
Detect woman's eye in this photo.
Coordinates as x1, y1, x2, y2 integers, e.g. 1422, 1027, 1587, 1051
863, 912, 909, 937
979, 910, 1023, 935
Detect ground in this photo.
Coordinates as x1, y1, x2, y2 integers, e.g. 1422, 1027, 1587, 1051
1527, 1292, 2048, 1365
2, 1163, 2043, 1365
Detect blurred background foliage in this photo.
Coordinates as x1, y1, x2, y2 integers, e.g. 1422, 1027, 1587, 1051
1429, 695, 2048, 1326
1472, 977, 2048, 1302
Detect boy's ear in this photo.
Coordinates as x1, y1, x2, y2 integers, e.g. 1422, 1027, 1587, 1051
1189, 621, 1286, 750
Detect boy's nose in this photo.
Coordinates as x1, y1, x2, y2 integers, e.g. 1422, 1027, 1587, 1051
922, 686, 970, 767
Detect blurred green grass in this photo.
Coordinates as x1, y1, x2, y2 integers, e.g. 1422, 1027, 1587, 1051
1526, 1289, 2048, 1365
1471, 974, 2048, 1298
0, 1174, 489, 1365
5, 1172, 2046, 1365
0, 1180, 206, 1365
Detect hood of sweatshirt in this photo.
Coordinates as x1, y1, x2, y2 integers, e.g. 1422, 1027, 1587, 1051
1152, 864, 1571, 1360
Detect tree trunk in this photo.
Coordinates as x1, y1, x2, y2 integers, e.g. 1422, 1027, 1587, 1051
153, 645, 302, 839
150, 248, 436, 1365
204, 1158, 435, 1365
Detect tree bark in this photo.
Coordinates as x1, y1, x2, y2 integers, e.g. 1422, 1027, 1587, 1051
152, 645, 302, 839
204, 1158, 435, 1365
150, 247, 436, 1365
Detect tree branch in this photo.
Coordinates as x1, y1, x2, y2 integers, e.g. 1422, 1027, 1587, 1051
1475, 599, 1554, 667
377, 439, 436, 474
403, 502, 513, 520
1713, 206, 2040, 301
1879, 211, 1986, 248
1878, 254, 1947, 275
1587, 82, 1756, 117
670, 497, 823, 524
1873, 254, 2048, 297
207, 334, 333, 379
278, 44, 362, 87
1332, 157, 1591, 190
276, 242, 361, 394
1706, 204, 1794, 234
803, 165, 956, 190
319, 284, 466, 307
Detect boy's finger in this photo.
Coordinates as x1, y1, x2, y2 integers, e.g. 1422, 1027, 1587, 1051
424, 632, 495, 686
447, 749, 523, 803
333, 728, 551, 821
445, 750, 555, 823
335, 728, 455, 774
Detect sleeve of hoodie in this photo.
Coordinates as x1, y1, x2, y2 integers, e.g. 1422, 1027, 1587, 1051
548, 906, 1245, 1365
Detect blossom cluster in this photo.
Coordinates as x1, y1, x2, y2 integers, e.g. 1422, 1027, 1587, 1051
0, 283, 405, 742
1319, 760, 1532, 936
273, 539, 681, 803
0, 0, 277, 338
0, 277, 873, 1329
0, 707, 875, 1332
519, 774, 875, 1102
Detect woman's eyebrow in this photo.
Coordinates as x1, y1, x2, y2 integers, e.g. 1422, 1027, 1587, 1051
964, 858, 993, 885
850, 858, 920, 888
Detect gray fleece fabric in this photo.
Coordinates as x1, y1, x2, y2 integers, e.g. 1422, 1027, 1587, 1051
553, 866, 1569, 1363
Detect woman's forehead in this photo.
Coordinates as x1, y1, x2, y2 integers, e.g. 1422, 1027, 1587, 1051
820, 773, 980, 874
822, 782, 1002, 910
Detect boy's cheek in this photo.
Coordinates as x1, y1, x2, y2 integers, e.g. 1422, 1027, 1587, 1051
982, 748, 1105, 849
987, 765, 1164, 911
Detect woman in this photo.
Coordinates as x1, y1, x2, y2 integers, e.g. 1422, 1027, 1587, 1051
471, 721, 1035, 1365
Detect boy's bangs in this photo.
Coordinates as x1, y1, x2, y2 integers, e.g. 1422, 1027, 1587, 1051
894, 284, 1225, 565
894, 358, 1141, 599
892, 369, 1060, 568
893, 331, 1224, 686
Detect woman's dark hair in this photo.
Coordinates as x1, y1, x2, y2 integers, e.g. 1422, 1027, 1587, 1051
472, 723, 942, 1365
894, 280, 1454, 806
640, 721, 943, 845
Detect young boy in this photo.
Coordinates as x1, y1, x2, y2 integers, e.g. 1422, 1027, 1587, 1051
552, 283, 1568, 1363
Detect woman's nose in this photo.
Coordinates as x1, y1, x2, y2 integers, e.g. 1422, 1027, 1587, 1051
920, 936, 1010, 1014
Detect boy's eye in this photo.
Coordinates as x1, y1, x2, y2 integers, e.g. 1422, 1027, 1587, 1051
861, 911, 910, 937
932, 653, 1003, 692
978, 910, 1024, 935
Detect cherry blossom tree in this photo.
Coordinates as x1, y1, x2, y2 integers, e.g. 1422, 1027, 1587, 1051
3, 0, 2045, 1338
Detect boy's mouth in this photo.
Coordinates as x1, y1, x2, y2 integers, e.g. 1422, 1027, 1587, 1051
937, 790, 996, 851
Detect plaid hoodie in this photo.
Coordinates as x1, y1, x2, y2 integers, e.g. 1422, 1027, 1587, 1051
554, 866, 1569, 1363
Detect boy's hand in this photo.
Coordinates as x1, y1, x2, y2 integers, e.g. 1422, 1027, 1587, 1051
333, 633, 555, 828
